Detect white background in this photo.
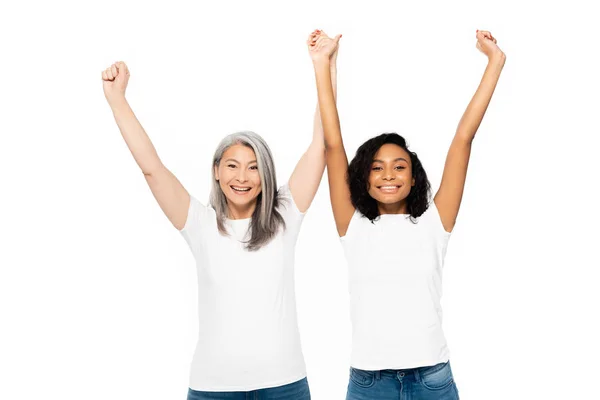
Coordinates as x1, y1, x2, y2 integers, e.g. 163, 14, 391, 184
1, 0, 599, 399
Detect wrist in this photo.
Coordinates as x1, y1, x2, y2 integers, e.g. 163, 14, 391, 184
489, 51, 506, 66
107, 95, 128, 110
312, 55, 331, 68
330, 52, 338, 65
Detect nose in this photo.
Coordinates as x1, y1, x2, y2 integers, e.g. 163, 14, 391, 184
382, 167, 395, 181
236, 168, 248, 183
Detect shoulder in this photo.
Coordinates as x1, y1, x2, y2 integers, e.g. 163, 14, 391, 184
423, 200, 452, 236
277, 183, 305, 219
340, 209, 370, 241
179, 195, 216, 235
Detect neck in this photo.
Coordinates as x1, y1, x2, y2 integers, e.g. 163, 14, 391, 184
378, 200, 409, 215
227, 200, 257, 220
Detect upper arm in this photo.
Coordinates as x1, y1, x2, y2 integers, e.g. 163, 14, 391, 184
434, 136, 473, 232
144, 164, 191, 230
288, 142, 325, 213
327, 145, 355, 236
288, 101, 331, 213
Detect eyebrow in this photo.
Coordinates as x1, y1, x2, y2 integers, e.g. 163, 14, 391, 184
224, 159, 257, 164
373, 158, 408, 163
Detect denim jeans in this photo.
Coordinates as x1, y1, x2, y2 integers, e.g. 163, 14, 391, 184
187, 377, 310, 400
346, 361, 459, 400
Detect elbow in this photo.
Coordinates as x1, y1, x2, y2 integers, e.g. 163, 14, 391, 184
455, 132, 476, 145
324, 138, 343, 151
142, 162, 165, 177
305, 142, 326, 160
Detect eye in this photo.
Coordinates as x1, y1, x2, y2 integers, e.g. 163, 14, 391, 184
395, 165, 406, 170
249, 165, 258, 170
372, 166, 383, 171
227, 164, 236, 169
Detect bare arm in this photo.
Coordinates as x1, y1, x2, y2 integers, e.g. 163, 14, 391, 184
310, 34, 355, 236
289, 32, 339, 212
434, 31, 506, 232
103, 62, 190, 230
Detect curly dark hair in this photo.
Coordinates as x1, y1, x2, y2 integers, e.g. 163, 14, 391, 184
347, 133, 431, 222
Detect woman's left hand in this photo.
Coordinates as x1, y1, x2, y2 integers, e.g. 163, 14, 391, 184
476, 30, 505, 61
308, 29, 342, 63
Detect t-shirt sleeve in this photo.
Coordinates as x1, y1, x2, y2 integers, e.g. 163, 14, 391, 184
427, 201, 452, 249
277, 183, 305, 235
339, 209, 362, 241
179, 195, 212, 251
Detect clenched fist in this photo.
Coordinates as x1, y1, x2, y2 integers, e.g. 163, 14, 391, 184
102, 61, 130, 104
475, 30, 505, 61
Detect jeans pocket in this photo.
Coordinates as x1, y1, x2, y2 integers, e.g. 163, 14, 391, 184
419, 361, 455, 391
349, 367, 376, 388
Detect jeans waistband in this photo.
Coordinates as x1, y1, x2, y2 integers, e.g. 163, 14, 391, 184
370, 362, 448, 382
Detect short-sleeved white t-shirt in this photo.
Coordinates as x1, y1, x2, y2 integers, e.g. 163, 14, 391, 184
179, 184, 307, 391
340, 202, 452, 370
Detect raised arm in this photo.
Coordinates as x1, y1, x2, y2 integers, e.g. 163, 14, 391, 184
288, 31, 339, 212
434, 30, 506, 232
309, 32, 355, 236
102, 61, 190, 230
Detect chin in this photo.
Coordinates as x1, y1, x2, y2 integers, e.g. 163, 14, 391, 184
227, 195, 258, 207
381, 197, 402, 204
369, 192, 401, 204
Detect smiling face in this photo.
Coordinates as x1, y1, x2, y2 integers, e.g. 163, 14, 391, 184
367, 143, 415, 210
214, 143, 262, 216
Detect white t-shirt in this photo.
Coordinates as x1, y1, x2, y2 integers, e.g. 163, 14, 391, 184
340, 202, 452, 370
179, 184, 307, 391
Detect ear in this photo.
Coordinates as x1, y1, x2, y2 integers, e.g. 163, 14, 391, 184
412, 177, 415, 186
214, 164, 219, 181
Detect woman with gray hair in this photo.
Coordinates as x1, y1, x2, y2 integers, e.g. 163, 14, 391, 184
101, 30, 337, 399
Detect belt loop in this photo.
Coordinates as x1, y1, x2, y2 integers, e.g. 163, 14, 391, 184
414, 367, 421, 383
375, 370, 381, 380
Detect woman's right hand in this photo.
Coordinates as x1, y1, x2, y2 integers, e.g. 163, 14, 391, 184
307, 30, 341, 63
102, 61, 130, 104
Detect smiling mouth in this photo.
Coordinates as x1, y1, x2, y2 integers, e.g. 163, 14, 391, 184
377, 185, 400, 193
231, 186, 251, 193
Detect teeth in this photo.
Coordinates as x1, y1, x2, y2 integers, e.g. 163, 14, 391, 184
232, 186, 251, 192
380, 186, 398, 189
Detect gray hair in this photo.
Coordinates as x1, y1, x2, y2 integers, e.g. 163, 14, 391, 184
209, 131, 286, 251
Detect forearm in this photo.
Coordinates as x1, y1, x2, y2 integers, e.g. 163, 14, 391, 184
330, 61, 338, 101
456, 54, 506, 142
314, 59, 343, 149
108, 97, 164, 175
310, 63, 338, 150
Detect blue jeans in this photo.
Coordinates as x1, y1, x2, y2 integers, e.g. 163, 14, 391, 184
346, 361, 459, 400
187, 377, 310, 400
